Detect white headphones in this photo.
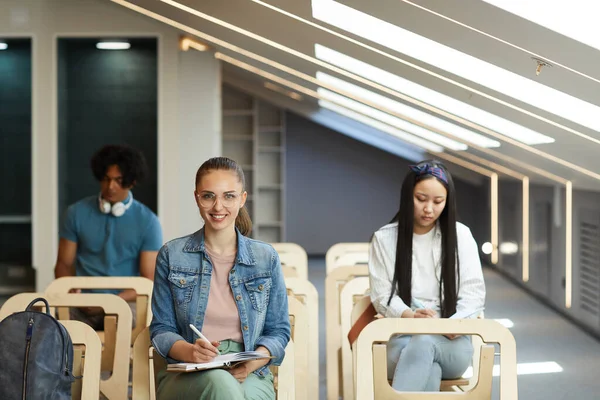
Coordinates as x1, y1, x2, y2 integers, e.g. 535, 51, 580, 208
98, 192, 133, 217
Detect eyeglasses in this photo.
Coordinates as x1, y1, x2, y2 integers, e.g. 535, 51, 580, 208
196, 192, 243, 208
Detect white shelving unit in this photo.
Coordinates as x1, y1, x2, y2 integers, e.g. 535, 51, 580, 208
222, 85, 285, 242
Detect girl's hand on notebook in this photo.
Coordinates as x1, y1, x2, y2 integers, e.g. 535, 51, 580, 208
414, 308, 436, 318
191, 339, 221, 363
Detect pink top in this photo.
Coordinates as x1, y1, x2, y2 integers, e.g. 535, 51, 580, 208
202, 246, 243, 343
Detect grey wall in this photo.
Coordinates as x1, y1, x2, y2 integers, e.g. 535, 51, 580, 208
0, 38, 31, 266
57, 38, 158, 215
285, 112, 488, 255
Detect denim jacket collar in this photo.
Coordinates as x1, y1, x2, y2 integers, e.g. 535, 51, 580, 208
181, 228, 257, 266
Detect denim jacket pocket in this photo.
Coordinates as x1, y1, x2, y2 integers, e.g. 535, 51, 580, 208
168, 270, 199, 305
244, 277, 272, 312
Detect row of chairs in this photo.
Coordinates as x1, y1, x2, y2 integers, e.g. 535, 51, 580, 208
0, 281, 302, 400
0, 241, 517, 399
273, 242, 518, 400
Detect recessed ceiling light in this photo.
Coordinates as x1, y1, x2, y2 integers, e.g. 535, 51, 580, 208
96, 41, 131, 50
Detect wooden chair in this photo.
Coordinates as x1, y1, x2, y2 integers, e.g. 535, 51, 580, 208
288, 295, 309, 400
132, 327, 296, 400
0, 292, 133, 400
272, 243, 309, 281
354, 318, 515, 400
324, 265, 368, 400
45, 276, 154, 344
335, 252, 369, 268
285, 277, 318, 400
339, 277, 370, 400
272, 340, 296, 400
46, 276, 153, 372
60, 320, 103, 400
325, 243, 369, 275
131, 327, 166, 400
350, 296, 492, 398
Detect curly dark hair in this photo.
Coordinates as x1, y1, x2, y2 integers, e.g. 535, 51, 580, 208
90, 145, 148, 188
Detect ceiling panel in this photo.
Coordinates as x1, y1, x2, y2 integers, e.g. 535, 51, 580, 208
114, 0, 600, 190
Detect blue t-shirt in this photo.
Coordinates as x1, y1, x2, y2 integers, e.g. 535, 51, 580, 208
60, 195, 163, 293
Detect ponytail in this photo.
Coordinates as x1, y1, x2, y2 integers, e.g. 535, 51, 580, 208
235, 205, 252, 237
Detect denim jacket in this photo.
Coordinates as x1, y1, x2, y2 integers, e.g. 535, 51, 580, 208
150, 228, 291, 377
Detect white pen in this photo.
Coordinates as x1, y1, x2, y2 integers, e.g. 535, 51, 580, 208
412, 298, 427, 310
189, 324, 221, 355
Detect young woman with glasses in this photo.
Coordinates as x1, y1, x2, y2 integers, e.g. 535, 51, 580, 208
368, 160, 486, 392
150, 157, 290, 400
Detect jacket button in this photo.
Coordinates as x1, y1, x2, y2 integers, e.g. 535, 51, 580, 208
179, 279, 185, 285
236, 295, 242, 301
258, 284, 264, 291
243, 325, 248, 331
230, 269, 235, 274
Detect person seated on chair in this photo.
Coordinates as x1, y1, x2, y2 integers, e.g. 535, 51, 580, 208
150, 157, 290, 400
369, 160, 486, 392
54, 144, 163, 330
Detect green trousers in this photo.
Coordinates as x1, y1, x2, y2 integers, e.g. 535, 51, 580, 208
156, 340, 275, 400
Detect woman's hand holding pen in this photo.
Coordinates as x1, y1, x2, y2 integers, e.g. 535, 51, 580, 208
190, 339, 221, 363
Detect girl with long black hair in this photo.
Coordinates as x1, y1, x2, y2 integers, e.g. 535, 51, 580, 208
369, 160, 485, 392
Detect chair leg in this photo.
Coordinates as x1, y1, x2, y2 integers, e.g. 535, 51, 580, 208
71, 346, 84, 400
101, 316, 117, 371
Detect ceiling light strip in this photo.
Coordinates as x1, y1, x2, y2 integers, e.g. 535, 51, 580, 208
397, 0, 600, 85
248, 0, 600, 148
566, 181, 572, 308
316, 72, 499, 148
522, 177, 530, 282
156, 0, 600, 181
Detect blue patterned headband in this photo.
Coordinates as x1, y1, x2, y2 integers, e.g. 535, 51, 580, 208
409, 163, 448, 185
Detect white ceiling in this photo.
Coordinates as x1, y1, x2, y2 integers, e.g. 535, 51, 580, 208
111, 0, 600, 190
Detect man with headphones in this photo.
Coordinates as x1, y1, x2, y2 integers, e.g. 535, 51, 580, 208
54, 144, 163, 329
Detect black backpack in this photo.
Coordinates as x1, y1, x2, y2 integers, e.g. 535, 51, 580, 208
0, 297, 75, 399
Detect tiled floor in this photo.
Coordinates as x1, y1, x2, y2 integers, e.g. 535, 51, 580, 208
307, 257, 600, 400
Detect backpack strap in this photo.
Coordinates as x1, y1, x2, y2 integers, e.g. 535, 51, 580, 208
347, 302, 378, 347
26, 297, 50, 315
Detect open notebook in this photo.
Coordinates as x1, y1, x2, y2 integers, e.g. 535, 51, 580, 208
167, 351, 272, 372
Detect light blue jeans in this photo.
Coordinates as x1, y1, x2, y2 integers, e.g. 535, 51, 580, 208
387, 334, 473, 392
